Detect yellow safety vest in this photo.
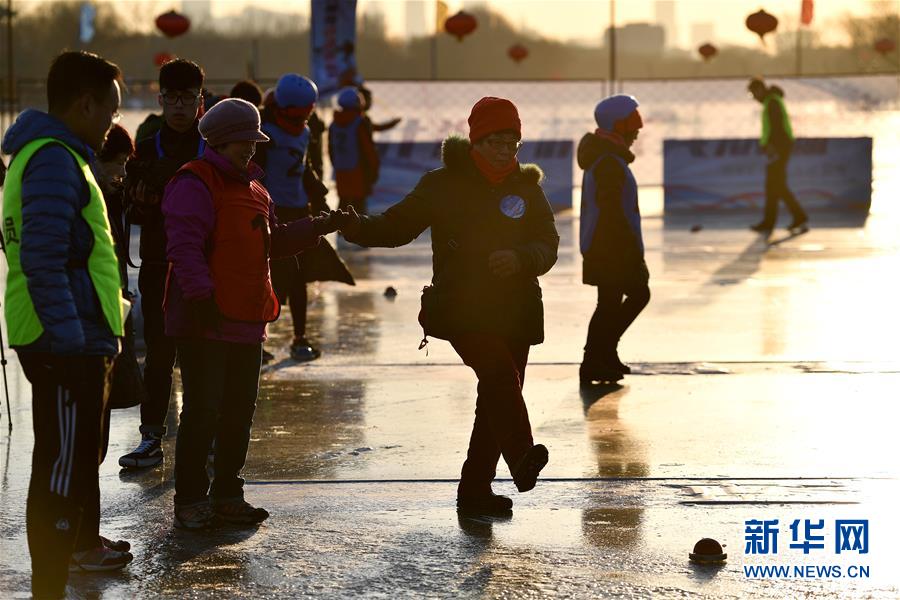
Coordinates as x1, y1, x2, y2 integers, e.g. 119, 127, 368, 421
2, 137, 125, 345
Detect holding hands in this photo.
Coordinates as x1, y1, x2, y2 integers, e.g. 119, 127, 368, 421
312, 206, 362, 236
311, 209, 348, 235
337, 205, 362, 237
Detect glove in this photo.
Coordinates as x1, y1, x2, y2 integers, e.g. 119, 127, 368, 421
188, 296, 221, 334
338, 205, 362, 238
312, 210, 351, 236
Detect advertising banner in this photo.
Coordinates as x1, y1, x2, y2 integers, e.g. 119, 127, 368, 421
368, 140, 574, 214
663, 138, 872, 214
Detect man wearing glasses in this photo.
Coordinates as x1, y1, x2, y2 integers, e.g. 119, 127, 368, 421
2, 50, 132, 597
340, 97, 559, 515
119, 59, 206, 470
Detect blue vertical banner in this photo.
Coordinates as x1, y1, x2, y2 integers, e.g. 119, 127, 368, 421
310, 0, 361, 97
79, 3, 96, 44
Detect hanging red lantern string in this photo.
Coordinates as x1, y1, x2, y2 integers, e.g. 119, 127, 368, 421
444, 11, 477, 42
154, 52, 175, 67
508, 43, 529, 64
698, 43, 717, 61
874, 38, 896, 56
745, 9, 778, 42
155, 10, 191, 38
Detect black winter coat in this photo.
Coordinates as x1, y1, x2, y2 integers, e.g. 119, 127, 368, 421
124, 122, 203, 265
577, 133, 648, 288
345, 136, 559, 345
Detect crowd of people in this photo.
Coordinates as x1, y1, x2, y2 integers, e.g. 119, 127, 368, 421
0, 49, 800, 599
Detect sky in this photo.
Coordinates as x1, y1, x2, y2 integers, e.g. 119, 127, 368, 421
207, 0, 889, 47
355, 0, 886, 46
19, 0, 894, 47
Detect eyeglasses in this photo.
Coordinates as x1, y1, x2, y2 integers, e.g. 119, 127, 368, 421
160, 91, 201, 107
486, 138, 523, 152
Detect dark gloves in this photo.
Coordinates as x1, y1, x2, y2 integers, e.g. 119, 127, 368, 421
338, 205, 362, 238
188, 296, 221, 334
488, 249, 522, 279
312, 210, 354, 236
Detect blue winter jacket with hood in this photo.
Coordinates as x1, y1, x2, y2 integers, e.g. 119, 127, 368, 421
1, 109, 120, 356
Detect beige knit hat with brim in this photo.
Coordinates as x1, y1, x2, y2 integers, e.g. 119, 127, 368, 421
198, 98, 270, 146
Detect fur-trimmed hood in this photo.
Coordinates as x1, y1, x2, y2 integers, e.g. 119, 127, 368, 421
577, 132, 635, 170
440, 134, 543, 185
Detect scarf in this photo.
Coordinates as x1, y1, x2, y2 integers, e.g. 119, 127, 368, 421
274, 105, 313, 136
593, 128, 627, 148
470, 149, 518, 185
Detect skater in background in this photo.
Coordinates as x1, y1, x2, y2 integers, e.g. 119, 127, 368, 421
257, 73, 354, 363
230, 80, 263, 108
328, 87, 380, 215
578, 94, 650, 384
97, 125, 147, 412
747, 77, 808, 235
358, 84, 402, 133
341, 96, 557, 514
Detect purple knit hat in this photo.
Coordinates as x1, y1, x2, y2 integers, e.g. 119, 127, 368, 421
198, 98, 269, 146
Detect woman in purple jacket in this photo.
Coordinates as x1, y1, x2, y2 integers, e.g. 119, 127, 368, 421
162, 98, 346, 529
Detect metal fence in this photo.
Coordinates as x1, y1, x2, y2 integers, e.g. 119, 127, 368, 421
3, 74, 899, 202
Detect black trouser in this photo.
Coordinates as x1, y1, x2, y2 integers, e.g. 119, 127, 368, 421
19, 353, 113, 600
584, 282, 651, 363
450, 334, 532, 497
174, 338, 262, 505
760, 150, 807, 228
271, 205, 309, 340
138, 263, 177, 436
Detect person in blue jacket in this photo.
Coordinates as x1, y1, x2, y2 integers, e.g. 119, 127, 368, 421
578, 95, 650, 384
255, 74, 329, 362
1, 51, 133, 598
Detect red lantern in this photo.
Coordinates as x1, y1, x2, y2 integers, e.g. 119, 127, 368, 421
444, 11, 477, 42
155, 10, 190, 38
154, 52, 175, 67
745, 9, 778, 41
874, 38, 896, 56
698, 43, 717, 61
508, 44, 528, 64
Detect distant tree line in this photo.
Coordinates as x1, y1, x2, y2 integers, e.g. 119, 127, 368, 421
2, 1, 897, 88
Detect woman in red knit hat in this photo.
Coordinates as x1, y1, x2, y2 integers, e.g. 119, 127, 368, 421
340, 96, 559, 514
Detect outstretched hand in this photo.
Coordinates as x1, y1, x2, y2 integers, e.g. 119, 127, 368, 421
312, 210, 347, 235
338, 205, 362, 238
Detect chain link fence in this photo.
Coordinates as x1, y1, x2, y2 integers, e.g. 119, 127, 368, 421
4, 74, 899, 212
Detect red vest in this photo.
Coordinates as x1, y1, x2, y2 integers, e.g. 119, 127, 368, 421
177, 159, 280, 323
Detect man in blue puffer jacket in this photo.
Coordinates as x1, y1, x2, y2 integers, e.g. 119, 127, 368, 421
1, 51, 132, 598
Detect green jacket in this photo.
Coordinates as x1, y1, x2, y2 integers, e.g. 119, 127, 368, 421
761, 91, 794, 151
345, 136, 560, 345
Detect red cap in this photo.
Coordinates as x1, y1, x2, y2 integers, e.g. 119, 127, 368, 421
468, 97, 521, 143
